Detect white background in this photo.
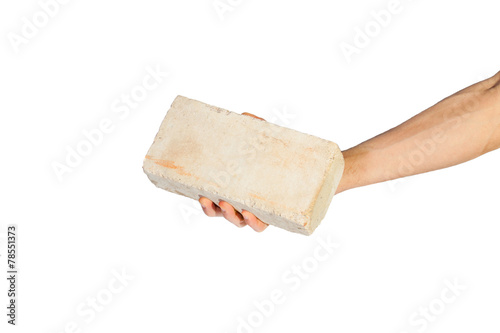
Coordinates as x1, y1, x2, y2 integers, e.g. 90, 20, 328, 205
1, 0, 499, 332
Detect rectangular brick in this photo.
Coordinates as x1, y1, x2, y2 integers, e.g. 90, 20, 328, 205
143, 96, 344, 235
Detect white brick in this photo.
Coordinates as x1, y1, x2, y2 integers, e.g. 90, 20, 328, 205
143, 96, 344, 235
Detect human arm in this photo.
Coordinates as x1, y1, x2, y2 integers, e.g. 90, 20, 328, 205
201, 71, 500, 230
336, 71, 500, 193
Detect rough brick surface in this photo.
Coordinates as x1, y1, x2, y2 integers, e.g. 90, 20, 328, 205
143, 96, 344, 235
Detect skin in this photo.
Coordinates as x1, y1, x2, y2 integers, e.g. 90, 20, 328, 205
200, 72, 500, 232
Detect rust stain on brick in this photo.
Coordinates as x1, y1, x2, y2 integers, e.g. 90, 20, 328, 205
249, 193, 266, 201
249, 192, 282, 208
145, 155, 195, 178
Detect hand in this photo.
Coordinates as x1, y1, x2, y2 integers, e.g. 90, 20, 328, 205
198, 112, 269, 232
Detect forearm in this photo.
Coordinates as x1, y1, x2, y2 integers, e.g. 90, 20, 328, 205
336, 72, 500, 194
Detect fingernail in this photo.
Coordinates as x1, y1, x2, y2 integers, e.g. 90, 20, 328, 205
201, 205, 206, 210
243, 213, 248, 221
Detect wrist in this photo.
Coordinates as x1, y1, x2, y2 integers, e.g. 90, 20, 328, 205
335, 146, 370, 194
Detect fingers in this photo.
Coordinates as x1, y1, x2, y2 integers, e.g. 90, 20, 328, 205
242, 112, 266, 121
199, 197, 222, 217
219, 201, 246, 228
198, 113, 267, 232
198, 197, 268, 232
242, 210, 269, 233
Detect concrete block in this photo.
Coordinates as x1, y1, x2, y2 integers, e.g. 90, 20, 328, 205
143, 96, 344, 235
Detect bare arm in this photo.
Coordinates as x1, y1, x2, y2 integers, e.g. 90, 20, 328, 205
200, 71, 500, 231
336, 71, 500, 193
